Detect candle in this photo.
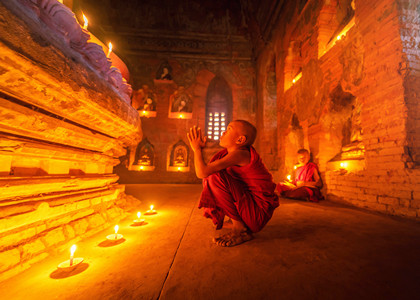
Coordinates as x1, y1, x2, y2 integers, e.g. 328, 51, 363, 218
145, 204, 157, 215
82, 13, 88, 30
58, 244, 84, 270
133, 211, 145, 225
70, 244, 76, 266
106, 225, 123, 241
179, 114, 184, 119
107, 42, 113, 58
286, 175, 291, 181
114, 224, 119, 239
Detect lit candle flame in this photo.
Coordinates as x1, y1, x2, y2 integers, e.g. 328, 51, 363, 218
286, 175, 291, 181
336, 35, 341, 41
293, 165, 297, 170
150, 205, 154, 211
82, 13, 88, 30
179, 114, 183, 119
292, 79, 296, 84
114, 224, 119, 234
70, 244, 76, 257
340, 162, 348, 168
70, 244, 76, 266
177, 167, 181, 171
142, 110, 146, 114
107, 42, 113, 58
137, 212, 141, 219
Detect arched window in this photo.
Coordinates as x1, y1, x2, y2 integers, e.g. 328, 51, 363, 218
205, 76, 233, 141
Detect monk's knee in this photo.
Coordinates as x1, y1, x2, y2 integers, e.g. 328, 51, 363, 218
206, 172, 228, 190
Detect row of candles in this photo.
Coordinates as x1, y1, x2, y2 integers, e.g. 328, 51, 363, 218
58, 205, 157, 270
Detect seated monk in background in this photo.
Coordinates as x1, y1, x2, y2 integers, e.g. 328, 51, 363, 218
187, 120, 279, 247
277, 149, 324, 203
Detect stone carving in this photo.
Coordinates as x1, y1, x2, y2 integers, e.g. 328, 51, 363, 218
156, 61, 173, 80
134, 138, 154, 167
18, 0, 132, 103
170, 86, 192, 113
132, 85, 157, 111
169, 140, 189, 168
329, 84, 364, 159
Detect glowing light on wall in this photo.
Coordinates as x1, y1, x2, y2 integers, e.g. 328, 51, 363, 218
82, 13, 88, 30
107, 42, 113, 58
292, 72, 302, 84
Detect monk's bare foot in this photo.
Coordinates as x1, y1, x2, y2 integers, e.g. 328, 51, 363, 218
222, 218, 233, 229
213, 230, 253, 247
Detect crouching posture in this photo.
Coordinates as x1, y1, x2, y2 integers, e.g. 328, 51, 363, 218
187, 120, 279, 247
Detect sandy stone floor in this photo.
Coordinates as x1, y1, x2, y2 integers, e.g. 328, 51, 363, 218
0, 184, 419, 300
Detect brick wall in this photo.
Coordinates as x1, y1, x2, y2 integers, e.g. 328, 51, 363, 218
254, 0, 420, 219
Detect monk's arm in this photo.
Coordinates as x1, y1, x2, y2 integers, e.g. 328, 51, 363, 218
188, 126, 250, 178
296, 168, 323, 188
192, 149, 249, 179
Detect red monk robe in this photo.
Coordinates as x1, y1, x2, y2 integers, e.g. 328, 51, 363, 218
277, 162, 324, 202
199, 146, 279, 233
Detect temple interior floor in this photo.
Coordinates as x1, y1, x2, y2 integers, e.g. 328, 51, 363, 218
0, 184, 419, 300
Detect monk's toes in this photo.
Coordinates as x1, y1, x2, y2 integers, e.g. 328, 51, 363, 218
217, 239, 231, 247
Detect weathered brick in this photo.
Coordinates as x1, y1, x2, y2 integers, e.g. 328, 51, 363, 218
358, 193, 378, 203
42, 228, 65, 248
378, 196, 399, 205
72, 218, 89, 236
21, 239, 45, 259
0, 227, 37, 249
87, 214, 106, 229
63, 225, 75, 239
0, 248, 20, 273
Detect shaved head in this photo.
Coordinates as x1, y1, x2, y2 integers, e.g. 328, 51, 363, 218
233, 120, 257, 146
297, 149, 309, 155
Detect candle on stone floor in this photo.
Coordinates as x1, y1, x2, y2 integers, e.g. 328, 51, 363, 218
114, 224, 119, 239
146, 204, 157, 215
134, 211, 145, 225
107, 42, 113, 58
58, 244, 83, 270
82, 13, 88, 30
70, 244, 76, 266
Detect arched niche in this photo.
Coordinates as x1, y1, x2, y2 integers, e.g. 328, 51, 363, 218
318, 0, 355, 58
284, 37, 302, 91
205, 76, 233, 143
155, 60, 173, 81
167, 140, 190, 172
132, 85, 157, 118
131, 138, 155, 171
168, 86, 193, 119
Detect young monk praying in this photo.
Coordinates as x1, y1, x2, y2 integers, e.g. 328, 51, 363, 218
187, 120, 279, 247
277, 149, 324, 202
